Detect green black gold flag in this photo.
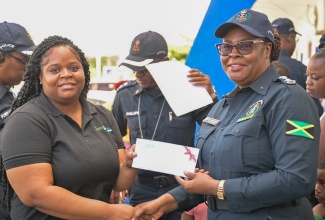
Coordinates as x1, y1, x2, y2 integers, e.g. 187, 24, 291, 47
286, 120, 314, 139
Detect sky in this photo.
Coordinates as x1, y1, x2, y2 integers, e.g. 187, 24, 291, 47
2, 0, 210, 58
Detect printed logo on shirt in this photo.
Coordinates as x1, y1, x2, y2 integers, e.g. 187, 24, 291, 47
94, 125, 112, 132
286, 120, 314, 139
237, 100, 263, 123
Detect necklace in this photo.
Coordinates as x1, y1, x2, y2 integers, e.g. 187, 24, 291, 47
137, 94, 165, 140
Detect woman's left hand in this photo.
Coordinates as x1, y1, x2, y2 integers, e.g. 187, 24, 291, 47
175, 171, 218, 195
187, 69, 215, 95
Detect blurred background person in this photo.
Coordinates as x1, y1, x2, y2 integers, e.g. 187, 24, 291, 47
272, 17, 323, 117
313, 158, 325, 220
112, 30, 218, 220
0, 21, 36, 220
318, 34, 325, 51
132, 9, 320, 220
0, 35, 138, 220
272, 60, 290, 78
306, 49, 325, 162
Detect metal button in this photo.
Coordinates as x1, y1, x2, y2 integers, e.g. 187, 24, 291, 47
236, 129, 240, 133
220, 128, 224, 131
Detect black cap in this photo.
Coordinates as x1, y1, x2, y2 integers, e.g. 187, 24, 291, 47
215, 9, 274, 48
0, 21, 36, 56
272, 18, 301, 36
119, 31, 168, 71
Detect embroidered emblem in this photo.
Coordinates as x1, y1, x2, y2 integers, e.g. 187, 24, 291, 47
237, 100, 263, 123
234, 10, 251, 23
286, 120, 314, 139
132, 40, 141, 54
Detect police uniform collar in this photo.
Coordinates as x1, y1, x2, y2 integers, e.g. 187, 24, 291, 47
0, 85, 9, 99
280, 49, 291, 57
249, 66, 278, 96
133, 85, 144, 96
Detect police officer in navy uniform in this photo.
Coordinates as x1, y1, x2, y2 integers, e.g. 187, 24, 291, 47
112, 30, 218, 220
132, 10, 320, 220
0, 21, 36, 219
272, 17, 323, 117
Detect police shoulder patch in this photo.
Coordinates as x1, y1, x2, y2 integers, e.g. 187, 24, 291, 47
286, 119, 314, 139
117, 80, 137, 91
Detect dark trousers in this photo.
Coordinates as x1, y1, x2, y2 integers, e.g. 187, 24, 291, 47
129, 178, 182, 220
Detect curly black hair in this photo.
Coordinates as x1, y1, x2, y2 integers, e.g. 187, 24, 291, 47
318, 34, 325, 50
1, 35, 91, 212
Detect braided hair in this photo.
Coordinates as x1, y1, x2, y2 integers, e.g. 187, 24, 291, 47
1, 35, 90, 212
270, 32, 281, 62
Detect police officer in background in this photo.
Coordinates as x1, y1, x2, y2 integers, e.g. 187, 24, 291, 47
132, 9, 320, 220
272, 17, 323, 117
112, 30, 218, 220
0, 21, 36, 219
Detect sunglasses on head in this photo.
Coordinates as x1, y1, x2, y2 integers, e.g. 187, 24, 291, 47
215, 40, 265, 56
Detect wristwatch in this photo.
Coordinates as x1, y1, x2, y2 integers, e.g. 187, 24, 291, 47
210, 89, 217, 99
217, 180, 226, 200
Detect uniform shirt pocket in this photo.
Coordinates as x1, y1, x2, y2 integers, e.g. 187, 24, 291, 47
221, 118, 271, 175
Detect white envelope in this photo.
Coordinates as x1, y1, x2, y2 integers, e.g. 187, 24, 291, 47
132, 138, 199, 177
145, 60, 212, 116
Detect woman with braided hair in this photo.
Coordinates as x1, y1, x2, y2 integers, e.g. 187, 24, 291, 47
0, 35, 138, 219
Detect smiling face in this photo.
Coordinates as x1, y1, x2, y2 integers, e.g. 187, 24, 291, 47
220, 27, 272, 88
306, 56, 325, 99
39, 46, 85, 106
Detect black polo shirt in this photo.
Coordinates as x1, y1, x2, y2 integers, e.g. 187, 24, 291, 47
1, 91, 124, 220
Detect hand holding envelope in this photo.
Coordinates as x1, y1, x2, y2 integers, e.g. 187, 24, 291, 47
132, 138, 200, 177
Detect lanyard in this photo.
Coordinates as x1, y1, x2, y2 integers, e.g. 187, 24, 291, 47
137, 94, 165, 140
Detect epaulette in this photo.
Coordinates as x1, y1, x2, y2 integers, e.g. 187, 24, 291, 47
116, 80, 137, 91
278, 76, 296, 85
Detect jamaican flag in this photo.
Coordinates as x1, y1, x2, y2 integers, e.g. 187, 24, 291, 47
286, 120, 314, 139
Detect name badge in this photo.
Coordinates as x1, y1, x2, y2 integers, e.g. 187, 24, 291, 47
126, 111, 139, 116
0, 110, 10, 120
203, 117, 221, 126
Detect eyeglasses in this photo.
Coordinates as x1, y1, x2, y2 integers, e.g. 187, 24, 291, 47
133, 69, 149, 75
5, 52, 28, 65
215, 40, 265, 56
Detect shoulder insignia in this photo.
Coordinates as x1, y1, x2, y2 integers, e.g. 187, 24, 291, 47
203, 117, 221, 126
117, 80, 137, 91
279, 76, 296, 85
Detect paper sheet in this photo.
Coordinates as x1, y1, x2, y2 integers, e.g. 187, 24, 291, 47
145, 60, 212, 116
132, 138, 199, 177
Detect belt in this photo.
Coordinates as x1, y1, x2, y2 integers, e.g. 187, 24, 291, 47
137, 174, 177, 189
204, 195, 300, 212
